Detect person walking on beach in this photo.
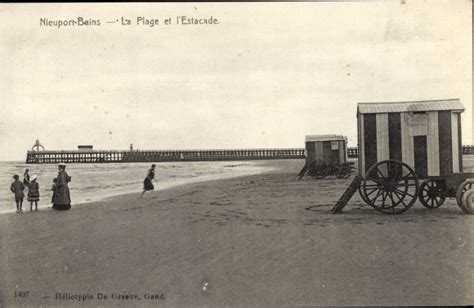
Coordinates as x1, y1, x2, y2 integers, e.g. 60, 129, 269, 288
23, 169, 30, 186
141, 164, 156, 198
10, 175, 25, 213
27, 175, 40, 211
52, 163, 71, 210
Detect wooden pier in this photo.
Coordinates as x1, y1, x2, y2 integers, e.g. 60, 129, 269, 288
24, 145, 474, 164
26, 148, 307, 164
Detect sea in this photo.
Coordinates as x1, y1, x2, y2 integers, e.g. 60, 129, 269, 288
0, 161, 274, 214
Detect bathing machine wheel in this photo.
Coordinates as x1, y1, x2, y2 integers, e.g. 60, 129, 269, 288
336, 164, 352, 179
308, 160, 328, 179
358, 185, 370, 204
361, 160, 419, 214
418, 179, 446, 209
456, 179, 474, 214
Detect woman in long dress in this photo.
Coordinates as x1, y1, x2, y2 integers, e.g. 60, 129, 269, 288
52, 163, 71, 210
141, 164, 156, 198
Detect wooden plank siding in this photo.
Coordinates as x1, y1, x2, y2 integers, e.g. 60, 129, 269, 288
401, 113, 415, 170
363, 114, 377, 173
427, 111, 440, 176
315, 141, 324, 162
388, 113, 402, 162
358, 114, 365, 176
322, 141, 334, 163
414, 135, 428, 177
451, 112, 460, 173
357, 99, 466, 177
339, 140, 346, 164
305, 142, 316, 165
376, 113, 390, 162
305, 139, 346, 165
438, 111, 453, 176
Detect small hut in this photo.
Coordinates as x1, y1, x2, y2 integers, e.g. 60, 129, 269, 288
305, 134, 348, 166
357, 98, 465, 178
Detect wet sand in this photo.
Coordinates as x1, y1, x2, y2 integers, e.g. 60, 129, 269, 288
0, 159, 473, 307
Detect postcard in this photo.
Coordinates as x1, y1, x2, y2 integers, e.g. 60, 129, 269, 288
0, 2, 472, 307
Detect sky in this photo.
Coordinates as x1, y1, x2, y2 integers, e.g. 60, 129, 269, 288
0, 1, 472, 161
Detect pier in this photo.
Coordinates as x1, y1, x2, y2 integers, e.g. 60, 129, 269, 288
25, 145, 474, 164
26, 148, 307, 164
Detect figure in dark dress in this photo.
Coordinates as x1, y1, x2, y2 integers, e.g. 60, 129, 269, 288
52, 163, 71, 210
141, 164, 156, 198
23, 169, 30, 186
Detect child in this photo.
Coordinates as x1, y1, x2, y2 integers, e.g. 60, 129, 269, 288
27, 175, 40, 211
10, 175, 25, 213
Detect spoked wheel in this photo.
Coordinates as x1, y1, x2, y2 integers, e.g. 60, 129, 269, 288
358, 184, 370, 204
308, 160, 328, 179
419, 179, 445, 209
336, 165, 351, 179
460, 189, 474, 214
362, 160, 419, 214
456, 179, 474, 214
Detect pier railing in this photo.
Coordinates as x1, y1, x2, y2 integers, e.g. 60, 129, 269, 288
26, 148, 306, 164
24, 145, 474, 164
463, 145, 474, 155
347, 147, 358, 158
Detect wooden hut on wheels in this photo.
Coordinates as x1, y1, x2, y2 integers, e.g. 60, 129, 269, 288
357, 98, 465, 178
333, 98, 473, 215
305, 135, 348, 166
299, 134, 351, 179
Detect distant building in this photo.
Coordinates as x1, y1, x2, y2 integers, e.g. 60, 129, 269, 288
78, 145, 94, 151
31, 139, 45, 151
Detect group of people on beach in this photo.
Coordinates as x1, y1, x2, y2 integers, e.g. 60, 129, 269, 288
10, 163, 72, 213
10, 163, 157, 212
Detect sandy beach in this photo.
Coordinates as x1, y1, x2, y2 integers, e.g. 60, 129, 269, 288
0, 159, 473, 307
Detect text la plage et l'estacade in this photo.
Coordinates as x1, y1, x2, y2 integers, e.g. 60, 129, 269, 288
40, 16, 219, 28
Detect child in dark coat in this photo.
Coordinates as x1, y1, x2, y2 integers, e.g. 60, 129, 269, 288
10, 175, 25, 212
